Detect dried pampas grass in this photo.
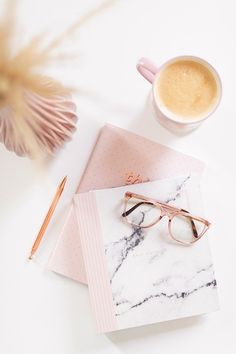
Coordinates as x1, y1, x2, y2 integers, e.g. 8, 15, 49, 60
0, 0, 113, 159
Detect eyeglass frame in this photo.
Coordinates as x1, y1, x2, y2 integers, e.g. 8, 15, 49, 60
122, 191, 211, 245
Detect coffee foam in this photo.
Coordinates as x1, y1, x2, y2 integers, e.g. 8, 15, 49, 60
155, 59, 219, 121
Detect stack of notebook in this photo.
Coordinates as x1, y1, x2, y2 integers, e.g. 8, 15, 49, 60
47, 124, 219, 332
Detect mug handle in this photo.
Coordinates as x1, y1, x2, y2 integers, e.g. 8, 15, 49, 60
136, 57, 159, 84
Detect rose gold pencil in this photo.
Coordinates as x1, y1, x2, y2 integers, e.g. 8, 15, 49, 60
28, 176, 67, 260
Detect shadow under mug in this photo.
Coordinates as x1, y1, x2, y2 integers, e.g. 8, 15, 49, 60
137, 56, 222, 134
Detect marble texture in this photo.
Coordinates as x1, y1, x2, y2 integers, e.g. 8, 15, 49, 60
96, 175, 219, 330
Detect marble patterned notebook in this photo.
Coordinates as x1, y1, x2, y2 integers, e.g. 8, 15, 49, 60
74, 175, 219, 333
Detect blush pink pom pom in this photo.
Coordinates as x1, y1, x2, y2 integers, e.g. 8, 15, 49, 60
0, 91, 78, 157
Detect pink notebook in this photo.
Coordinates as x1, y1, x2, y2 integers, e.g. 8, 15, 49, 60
48, 124, 205, 284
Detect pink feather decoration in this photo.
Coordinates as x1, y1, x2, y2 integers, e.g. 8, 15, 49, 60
0, 90, 77, 156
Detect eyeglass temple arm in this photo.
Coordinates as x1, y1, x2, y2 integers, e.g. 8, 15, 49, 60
122, 201, 154, 217
181, 208, 198, 238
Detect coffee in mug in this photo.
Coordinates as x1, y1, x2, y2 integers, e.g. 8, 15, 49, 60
137, 56, 222, 133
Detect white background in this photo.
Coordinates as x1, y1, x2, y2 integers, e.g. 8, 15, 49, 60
1, 0, 236, 353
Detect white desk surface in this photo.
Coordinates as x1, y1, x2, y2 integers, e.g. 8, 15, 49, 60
1, 0, 236, 353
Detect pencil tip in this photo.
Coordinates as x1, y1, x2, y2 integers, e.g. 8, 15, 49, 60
60, 176, 67, 189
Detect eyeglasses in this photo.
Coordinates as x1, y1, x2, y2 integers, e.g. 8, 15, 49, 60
122, 192, 211, 245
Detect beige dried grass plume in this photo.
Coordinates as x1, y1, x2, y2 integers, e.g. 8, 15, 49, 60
0, 0, 113, 159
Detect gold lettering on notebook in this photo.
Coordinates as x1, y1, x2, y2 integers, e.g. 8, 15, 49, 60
125, 172, 149, 185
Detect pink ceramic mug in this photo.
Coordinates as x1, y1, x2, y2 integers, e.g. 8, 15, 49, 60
137, 56, 222, 133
